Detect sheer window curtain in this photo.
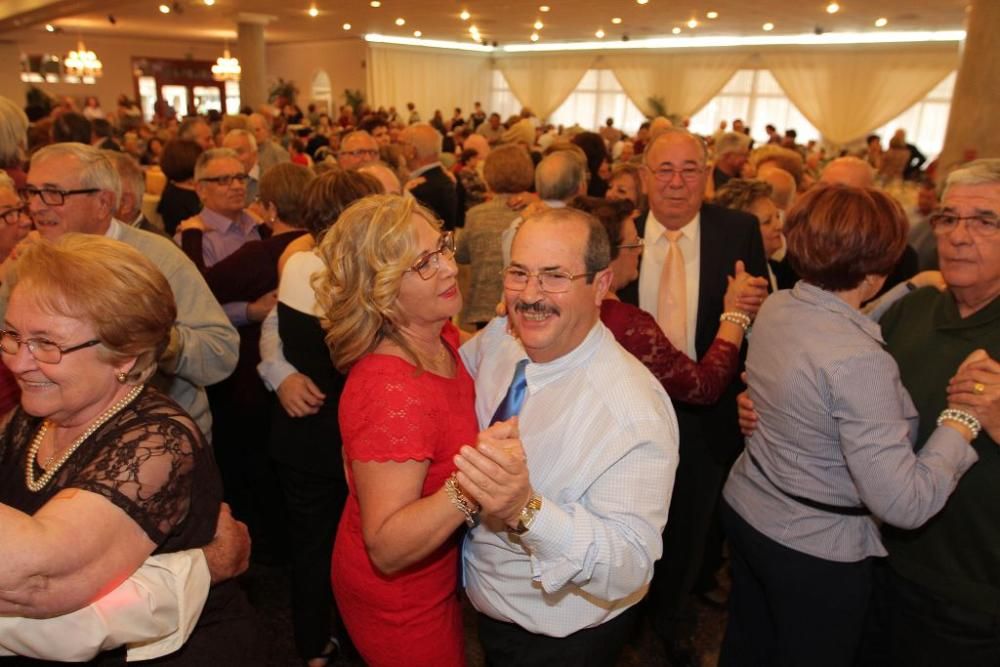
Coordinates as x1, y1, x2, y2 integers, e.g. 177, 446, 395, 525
367, 45, 492, 119
606, 52, 750, 119
494, 53, 596, 120
762, 46, 958, 146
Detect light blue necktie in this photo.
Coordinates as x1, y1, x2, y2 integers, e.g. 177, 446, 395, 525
490, 359, 529, 425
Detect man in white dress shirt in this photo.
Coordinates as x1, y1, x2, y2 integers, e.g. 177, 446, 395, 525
456, 207, 679, 665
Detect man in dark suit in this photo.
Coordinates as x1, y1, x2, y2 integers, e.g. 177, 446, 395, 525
624, 129, 768, 665
399, 123, 458, 230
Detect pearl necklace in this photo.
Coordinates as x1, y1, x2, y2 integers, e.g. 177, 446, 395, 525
25, 384, 145, 493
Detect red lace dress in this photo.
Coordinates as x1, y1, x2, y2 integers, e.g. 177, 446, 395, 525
331, 323, 477, 667
601, 299, 740, 405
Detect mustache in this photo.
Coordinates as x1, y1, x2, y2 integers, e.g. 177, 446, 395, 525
514, 300, 559, 316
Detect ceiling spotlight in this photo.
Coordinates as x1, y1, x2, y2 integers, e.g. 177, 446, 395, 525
159, 4, 171, 14
342, 22, 351, 30
706, 11, 719, 19
539, 5, 550, 12
762, 22, 775, 31
672, 26, 681, 34
595, 28, 605, 38
370, 0, 381, 7
530, 32, 539, 41
107, 13, 117, 24
460, 9, 470, 20
611, 17, 622, 24
636, 0, 648, 5
203, 0, 214, 5
874, 17, 888, 27
395, 17, 405, 25
533, 19, 544, 30
414, 30, 422, 36
687, 18, 698, 28
826, 2, 840, 13
308, 5, 318, 17
45, 23, 56, 31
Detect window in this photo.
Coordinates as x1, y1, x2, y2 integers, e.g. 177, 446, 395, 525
20, 53, 96, 85
689, 70, 820, 146
224, 81, 242, 115
875, 72, 956, 159
488, 69, 522, 121
550, 70, 646, 134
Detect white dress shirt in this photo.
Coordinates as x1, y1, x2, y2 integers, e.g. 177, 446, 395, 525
638, 211, 701, 360
460, 318, 678, 637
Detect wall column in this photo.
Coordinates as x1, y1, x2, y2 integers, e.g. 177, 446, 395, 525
235, 13, 273, 111
938, 0, 1000, 173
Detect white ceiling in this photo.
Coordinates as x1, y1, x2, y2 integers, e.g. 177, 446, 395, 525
3, 0, 972, 46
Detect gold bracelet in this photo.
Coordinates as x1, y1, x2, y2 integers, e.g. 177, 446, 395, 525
445, 473, 480, 528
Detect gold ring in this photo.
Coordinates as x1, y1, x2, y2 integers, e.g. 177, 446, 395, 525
974, 382, 986, 395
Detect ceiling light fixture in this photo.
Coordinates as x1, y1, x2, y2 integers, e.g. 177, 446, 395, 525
158, 4, 171, 14
611, 17, 622, 24
460, 9, 470, 20
395, 17, 405, 25
308, 5, 318, 18
875, 17, 888, 27
826, 2, 840, 14
687, 18, 698, 28
370, 0, 381, 7
762, 22, 775, 31
672, 26, 681, 34
539, 6, 550, 12
204, 0, 215, 5
366, 32, 493, 52
45, 23, 56, 32
530, 32, 539, 41
343, 22, 351, 30
636, 0, 648, 4
595, 29, 605, 38
534, 19, 544, 30
211, 43, 241, 81
413, 30, 422, 36
706, 11, 719, 19
65, 40, 102, 78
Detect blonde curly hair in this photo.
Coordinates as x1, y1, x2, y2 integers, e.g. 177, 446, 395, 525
313, 194, 440, 373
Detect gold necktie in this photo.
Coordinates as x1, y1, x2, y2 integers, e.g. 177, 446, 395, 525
657, 229, 687, 354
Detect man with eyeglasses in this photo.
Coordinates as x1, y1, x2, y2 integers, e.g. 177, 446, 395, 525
222, 129, 261, 206
175, 148, 260, 272
457, 207, 678, 665
867, 158, 1000, 663
629, 128, 768, 664
12, 142, 237, 442
336, 130, 380, 171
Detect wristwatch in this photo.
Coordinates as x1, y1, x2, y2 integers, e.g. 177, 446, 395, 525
510, 492, 543, 535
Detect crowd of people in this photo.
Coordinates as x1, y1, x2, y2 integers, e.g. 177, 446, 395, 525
0, 87, 996, 667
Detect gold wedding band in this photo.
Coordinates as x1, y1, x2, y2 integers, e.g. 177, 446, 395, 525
973, 382, 986, 395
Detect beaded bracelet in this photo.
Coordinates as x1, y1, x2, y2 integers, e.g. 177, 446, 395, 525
719, 311, 752, 333
445, 473, 480, 527
937, 408, 981, 440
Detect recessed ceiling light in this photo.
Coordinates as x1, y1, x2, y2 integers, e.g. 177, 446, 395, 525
158, 4, 171, 14
611, 17, 622, 24
636, 0, 648, 4
534, 19, 544, 30
875, 17, 888, 27
826, 2, 840, 14
706, 11, 719, 19
203, 0, 215, 5
308, 5, 318, 18
45, 23, 56, 31
595, 28, 605, 38
342, 22, 351, 30
539, 5, 550, 12
762, 22, 775, 31
414, 30, 422, 36
672, 26, 681, 34
370, 0, 381, 7
687, 18, 698, 28
530, 32, 539, 41
460, 9, 470, 20
395, 17, 405, 25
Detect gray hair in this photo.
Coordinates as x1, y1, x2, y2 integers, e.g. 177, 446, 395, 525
715, 131, 751, 157
535, 151, 586, 201
643, 128, 708, 167
32, 142, 121, 208
223, 128, 258, 152
0, 171, 15, 195
194, 147, 242, 181
178, 117, 209, 141
102, 150, 145, 200
0, 96, 28, 169
248, 113, 271, 136
944, 159, 1000, 196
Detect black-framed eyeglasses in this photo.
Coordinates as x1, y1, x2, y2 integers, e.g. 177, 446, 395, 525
198, 173, 250, 187
501, 266, 600, 294
18, 186, 101, 207
645, 164, 705, 183
408, 231, 456, 280
929, 212, 999, 237
617, 239, 644, 250
0, 329, 101, 364
0, 204, 29, 225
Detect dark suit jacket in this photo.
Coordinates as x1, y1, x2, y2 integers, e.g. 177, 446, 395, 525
622, 203, 769, 464
411, 164, 459, 231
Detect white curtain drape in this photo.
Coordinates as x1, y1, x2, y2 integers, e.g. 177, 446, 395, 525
762, 46, 958, 145
495, 53, 596, 120
606, 51, 750, 118
367, 44, 492, 119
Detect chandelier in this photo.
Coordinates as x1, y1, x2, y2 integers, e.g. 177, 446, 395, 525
212, 47, 241, 82
64, 40, 102, 78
